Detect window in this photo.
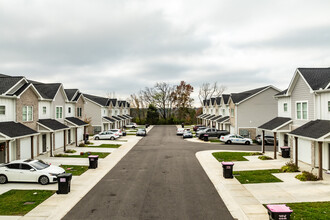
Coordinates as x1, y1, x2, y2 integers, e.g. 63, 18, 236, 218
328, 101, 330, 112
296, 102, 307, 120
23, 106, 33, 121
0, 106, 5, 115
231, 109, 234, 117
21, 164, 32, 170
68, 107, 71, 114
56, 106, 63, 119
77, 108, 82, 117
7, 163, 20, 169
283, 103, 288, 112
42, 106, 46, 114
222, 109, 225, 116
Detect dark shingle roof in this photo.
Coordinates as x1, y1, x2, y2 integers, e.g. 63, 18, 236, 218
204, 114, 215, 120
203, 100, 206, 106
258, 117, 292, 130
200, 114, 210, 119
38, 119, 68, 131
231, 86, 269, 104
0, 121, 38, 138
112, 116, 123, 121
210, 98, 216, 106
197, 113, 205, 118
275, 89, 288, 96
109, 99, 117, 106
33, 83, 61, 99
222, 94, 230, 104
0, 76, 24, 94
73, 92, 82, 102
216, 116, 230, 123
65, 117, 88, 126
215, 97, 221, 105
117, 115, 127, 120
83, 94, 109, 106
298, 68, 330, 90
125, 114, 133, 118
65, 89, 78, 101
103, 117, 116, 123
13, 83, 30, 96
209, 115, 222, 121
289, 120, 330, 139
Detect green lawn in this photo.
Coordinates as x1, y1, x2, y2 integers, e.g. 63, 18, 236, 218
85, 144, 121, 148
212, 152, 255, 162
60, 165, 89, 176
0, 190, 55, 215
283, 202, 330, 219
233, 169, 282, 184
210, 139, 221, 143
55, 152, 110, 158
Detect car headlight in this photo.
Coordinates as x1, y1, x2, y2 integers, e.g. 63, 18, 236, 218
49, 173, 58, 176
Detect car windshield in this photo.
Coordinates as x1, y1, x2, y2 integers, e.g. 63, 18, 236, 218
31, 160, 50, 170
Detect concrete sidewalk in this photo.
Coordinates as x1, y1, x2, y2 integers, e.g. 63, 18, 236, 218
197, 150, 330, 220
0, 126, 153, 220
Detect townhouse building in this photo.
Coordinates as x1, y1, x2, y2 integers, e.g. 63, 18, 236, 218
259, 68, 330, 179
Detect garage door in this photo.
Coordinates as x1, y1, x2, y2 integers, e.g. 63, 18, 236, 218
55, 131, 64, 149
20, 137, 31, 160
298, 139, 311, 165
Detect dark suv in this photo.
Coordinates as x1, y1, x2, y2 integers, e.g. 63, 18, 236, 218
197, 128, 229, 139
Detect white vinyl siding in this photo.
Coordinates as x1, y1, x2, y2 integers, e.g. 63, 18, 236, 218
22, 106, 33, 122
56, 106, 63, 119
278, 97, 291, 117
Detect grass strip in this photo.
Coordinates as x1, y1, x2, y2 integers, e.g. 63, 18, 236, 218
55, 152, 110, 158
209, 139, 221, 143
233, 169, 282, 184
284, 202, 330, 220
85, 144, 121, 148
212, 152, 252, 162
60, 165, 89, 176
0, 190, 55, 215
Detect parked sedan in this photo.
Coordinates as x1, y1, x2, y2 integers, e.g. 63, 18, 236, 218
193, 125, 204, 131
220, 134, 253, 145
94, 131, 119, 140
109, 129, 123, 136
0, 159, 65, 185
136, 128, 147, 136
183, 130, 193, 139
125, 123, 137, 129
255, 135, 277, 145
177, 128, 185, 135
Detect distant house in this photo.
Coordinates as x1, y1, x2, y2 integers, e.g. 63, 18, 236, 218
259, 68, 330, 179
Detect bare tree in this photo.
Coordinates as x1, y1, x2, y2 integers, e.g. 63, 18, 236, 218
198, 82, 226, 106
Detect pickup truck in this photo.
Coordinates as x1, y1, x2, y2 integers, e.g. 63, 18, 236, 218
197, 128, 230, 139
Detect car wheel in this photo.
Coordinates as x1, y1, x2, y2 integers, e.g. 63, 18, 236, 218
0, 175, 7, 184
95, 137, 100, 140
132, 126, 135, 129
245, 141, 250, 145
226, 140, 232, 144
110, 136, 115, 140
39, 176, 49, 185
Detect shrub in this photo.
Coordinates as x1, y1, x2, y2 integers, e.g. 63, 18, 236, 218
250, 152, 263, 156
65, 149, 76, 153
295, 171, 318, 181
78, 143, 85, 147
54, 154, 64, 157
85, 141, 91, 144
258, 155, 273, 160
281, 161, 299, 172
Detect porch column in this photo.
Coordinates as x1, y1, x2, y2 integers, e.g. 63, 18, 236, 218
50, 132, 54, 157
63, 130, 66, 152
295, 137, 298, 167
318, 142, 323, 180
75, 127, 78, 146
273, 132, 277, 159
31, 136, 34, 159
262, 130, 265, 153
6, 140, 9, 163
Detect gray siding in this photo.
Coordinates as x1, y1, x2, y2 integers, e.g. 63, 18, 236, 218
237, 87, 279, 129
290, 74, 315, 128
84, 99, 102, 126
52, 88, 66, 123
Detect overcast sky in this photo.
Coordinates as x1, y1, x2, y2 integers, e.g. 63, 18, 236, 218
1, 1, 330, 105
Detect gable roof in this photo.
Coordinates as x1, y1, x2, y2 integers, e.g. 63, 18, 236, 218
83, 94, 109, 107
65, 89, 78, 101
103, 116, 116, 123
215, 97, 221, 105
38, 119, 68, 131
289, 120, 330, 140
216, 116, 230, 123
222, 94, 230, 104
298, 68, 330, 90
0, 75, 25, 94
274, 89, 288, 97
73, 92, 82, 102
210, 98, 216, 106
231, 86, 269, 104
65, 117, 88, 126
0, 121, 38, 138
32, 83, 62, 100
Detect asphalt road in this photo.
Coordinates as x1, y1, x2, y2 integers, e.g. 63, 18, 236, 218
63, 125, 273, 220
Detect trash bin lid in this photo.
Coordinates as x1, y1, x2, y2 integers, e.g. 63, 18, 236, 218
88, 155, 99, 158
58, 173, 72, 178
266, 204, 293, 213
280, 146, 290, 149
221, 162, 234, 166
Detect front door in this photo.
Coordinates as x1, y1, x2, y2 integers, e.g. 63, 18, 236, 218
42, 135, 47, 153
0, 142, 5, 163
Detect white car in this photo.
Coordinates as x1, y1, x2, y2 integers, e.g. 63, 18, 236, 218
220, 134, 253, 145
177, 128, 185, 135
0, 159, 65, 185
94, 131, 119, 140
109, 129, 123, 136
125, 123, 137, 129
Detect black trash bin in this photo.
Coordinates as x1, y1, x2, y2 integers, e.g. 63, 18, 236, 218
266, 204, 293, 220
221, 162, 234, 178
280, 146, 290, 158
203, 134, 209, 141
122, 130, 127, 136
57, 173, 72, 194
88, 155, 99, 169
145, 124, 149, 128
84, 134, 89, 144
